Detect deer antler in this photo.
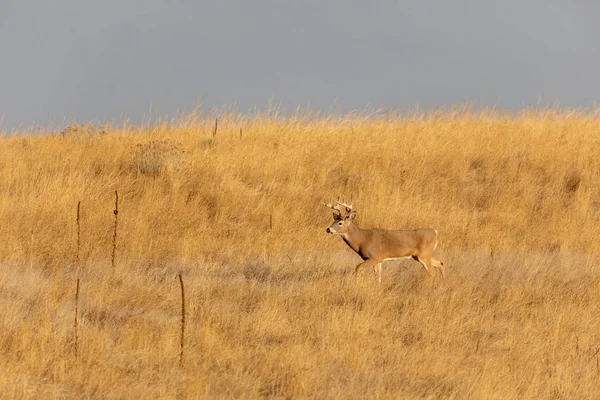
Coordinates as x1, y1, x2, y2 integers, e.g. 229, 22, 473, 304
323, 201, 344, 215
323, 196, 354, 217
334, 199, 353, 213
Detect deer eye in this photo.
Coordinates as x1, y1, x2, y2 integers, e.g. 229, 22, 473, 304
338, 222, 343, 226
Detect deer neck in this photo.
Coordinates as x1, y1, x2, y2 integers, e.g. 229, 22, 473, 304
340, 223, 366, 254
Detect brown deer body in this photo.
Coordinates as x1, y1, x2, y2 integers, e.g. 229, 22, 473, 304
324, 200, 445, 283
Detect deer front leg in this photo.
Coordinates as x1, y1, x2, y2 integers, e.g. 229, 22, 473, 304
354, 259, 380, 280
374, 262, 382, 284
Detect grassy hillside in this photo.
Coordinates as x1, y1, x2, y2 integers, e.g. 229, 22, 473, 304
1, 109, 599, 398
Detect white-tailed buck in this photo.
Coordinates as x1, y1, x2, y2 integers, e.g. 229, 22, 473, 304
324, 199, 445, 283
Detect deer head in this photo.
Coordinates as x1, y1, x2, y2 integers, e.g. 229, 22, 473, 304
323, 199, 356, 235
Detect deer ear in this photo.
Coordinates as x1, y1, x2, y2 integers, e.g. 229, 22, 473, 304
333, 213, 342, 221
347, 211, 357, 220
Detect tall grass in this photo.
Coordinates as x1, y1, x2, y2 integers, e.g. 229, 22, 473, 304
0, 107, 599, 398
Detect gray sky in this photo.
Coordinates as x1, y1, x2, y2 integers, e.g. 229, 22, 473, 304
1, 1, 599, 131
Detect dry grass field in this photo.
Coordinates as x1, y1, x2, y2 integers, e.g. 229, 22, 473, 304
1, 108, 599, 398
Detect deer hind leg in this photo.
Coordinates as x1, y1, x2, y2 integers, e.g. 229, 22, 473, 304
413, 255, 435, 278
431, 257, 446, 279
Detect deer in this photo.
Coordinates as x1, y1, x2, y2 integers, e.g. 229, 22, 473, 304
324, 199, 445, 283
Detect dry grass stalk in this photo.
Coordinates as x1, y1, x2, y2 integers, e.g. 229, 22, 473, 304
73, 277, 80, 358
178, 273, 186, 367
76, 201, 81, 263
111, 191, 119, 270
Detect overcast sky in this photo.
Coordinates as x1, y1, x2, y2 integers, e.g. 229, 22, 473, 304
1, 1, 599, 130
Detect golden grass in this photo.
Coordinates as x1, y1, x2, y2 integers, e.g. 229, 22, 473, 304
1, 108, 599, 398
